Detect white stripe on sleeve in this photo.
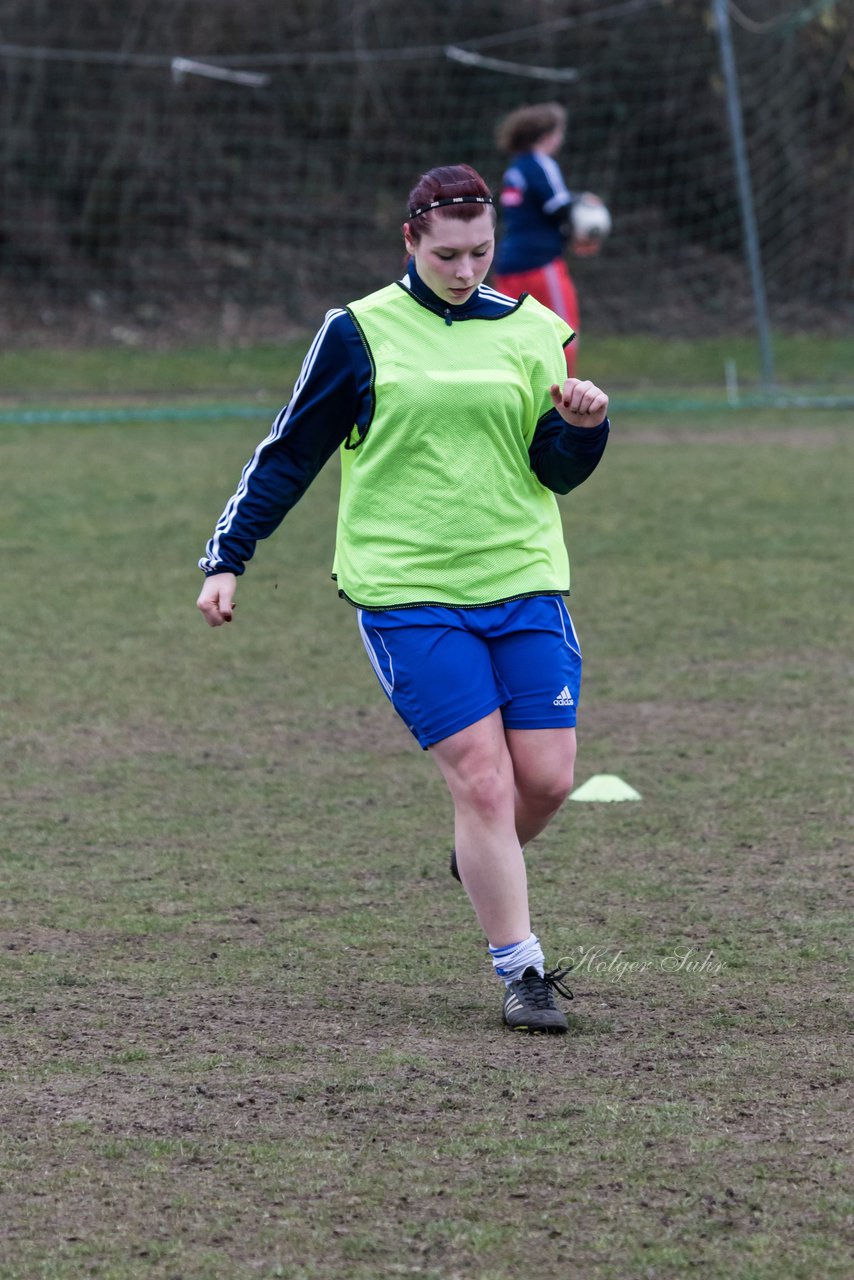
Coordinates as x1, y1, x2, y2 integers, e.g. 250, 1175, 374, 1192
536, 154, 573, 215
204, 308, 346, 570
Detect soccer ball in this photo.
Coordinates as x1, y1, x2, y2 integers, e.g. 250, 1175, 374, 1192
570, 192, 612, 245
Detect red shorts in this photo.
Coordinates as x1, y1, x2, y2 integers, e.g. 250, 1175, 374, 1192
493, 258, 579, 377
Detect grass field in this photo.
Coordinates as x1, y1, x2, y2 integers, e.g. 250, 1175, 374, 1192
0, 332, 852, 405
1, 344, 852, 1278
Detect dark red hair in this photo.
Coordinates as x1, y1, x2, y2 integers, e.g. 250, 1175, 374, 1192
404, 164, 495, 244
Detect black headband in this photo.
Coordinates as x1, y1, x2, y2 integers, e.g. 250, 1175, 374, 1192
407, 195, 494, 220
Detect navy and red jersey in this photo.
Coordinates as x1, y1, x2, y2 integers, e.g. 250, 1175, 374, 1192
494, 151, 575, 275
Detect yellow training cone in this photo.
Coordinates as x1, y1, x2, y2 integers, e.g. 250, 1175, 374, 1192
569, 774, 641, 802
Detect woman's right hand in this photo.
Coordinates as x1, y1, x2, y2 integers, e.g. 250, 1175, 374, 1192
549, 378, 609, 429
196, 572, 237, 627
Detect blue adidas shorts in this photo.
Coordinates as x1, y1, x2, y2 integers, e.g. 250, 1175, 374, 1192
357, 595, 582, 749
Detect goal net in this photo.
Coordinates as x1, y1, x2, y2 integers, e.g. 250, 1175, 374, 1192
0, 0, 850, 355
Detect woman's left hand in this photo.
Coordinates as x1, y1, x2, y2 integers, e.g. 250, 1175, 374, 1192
549, 378, 609, 428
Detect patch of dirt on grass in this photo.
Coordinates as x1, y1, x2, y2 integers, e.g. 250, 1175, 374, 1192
2, 690, 850, 1276
2, 701, 414, 772
1, 918, 850, 1279
2, 970, 848, 1129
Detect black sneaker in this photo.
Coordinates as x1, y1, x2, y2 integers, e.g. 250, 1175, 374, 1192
502, 965, 574, 1034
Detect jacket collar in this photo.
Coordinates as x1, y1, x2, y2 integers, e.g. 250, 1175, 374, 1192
399, 259, 494, 321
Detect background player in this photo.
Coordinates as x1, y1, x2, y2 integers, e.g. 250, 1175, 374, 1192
493, 102, 603, 377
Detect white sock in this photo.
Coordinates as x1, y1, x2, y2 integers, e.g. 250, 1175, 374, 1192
488, 932, 545, 986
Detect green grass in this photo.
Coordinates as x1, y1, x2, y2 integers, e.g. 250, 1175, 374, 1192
0, 332, 850, 407
0, 343, 300, 400
0, 392, 852, 1279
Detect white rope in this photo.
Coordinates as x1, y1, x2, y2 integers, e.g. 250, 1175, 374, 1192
170, 58, 269, 88
445, 45, 579, 83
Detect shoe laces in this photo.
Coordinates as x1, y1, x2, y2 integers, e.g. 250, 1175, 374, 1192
517, 963, 574, 1006
544, 964, 574, 1001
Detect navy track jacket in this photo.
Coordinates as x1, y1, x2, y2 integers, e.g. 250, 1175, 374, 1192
200, 262, 609, 580
494, 151, 574, 275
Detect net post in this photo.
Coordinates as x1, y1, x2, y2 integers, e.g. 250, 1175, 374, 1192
713, 0, 776, 391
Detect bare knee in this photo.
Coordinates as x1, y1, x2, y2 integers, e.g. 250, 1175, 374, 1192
506, 728, 577, 814
450, 762, 514, 822
519, 760, 575, 815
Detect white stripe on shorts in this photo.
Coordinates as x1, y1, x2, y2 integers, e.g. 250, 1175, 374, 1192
555, 598, 582, 659
357, 610, 395, 699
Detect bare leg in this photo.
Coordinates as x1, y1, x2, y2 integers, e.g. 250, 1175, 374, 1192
429, 710, 529, 947
506, 727, 577, 847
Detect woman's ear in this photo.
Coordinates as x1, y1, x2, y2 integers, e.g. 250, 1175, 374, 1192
402, 223, 415, 255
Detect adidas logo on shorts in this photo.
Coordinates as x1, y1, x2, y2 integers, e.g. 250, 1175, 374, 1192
553, 685, 575, 706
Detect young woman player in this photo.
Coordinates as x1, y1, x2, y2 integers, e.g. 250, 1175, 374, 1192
197, 164, 610, 1033
493, 102, 601, 377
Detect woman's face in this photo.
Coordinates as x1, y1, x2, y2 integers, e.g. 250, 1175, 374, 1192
404, 210, 495, 306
